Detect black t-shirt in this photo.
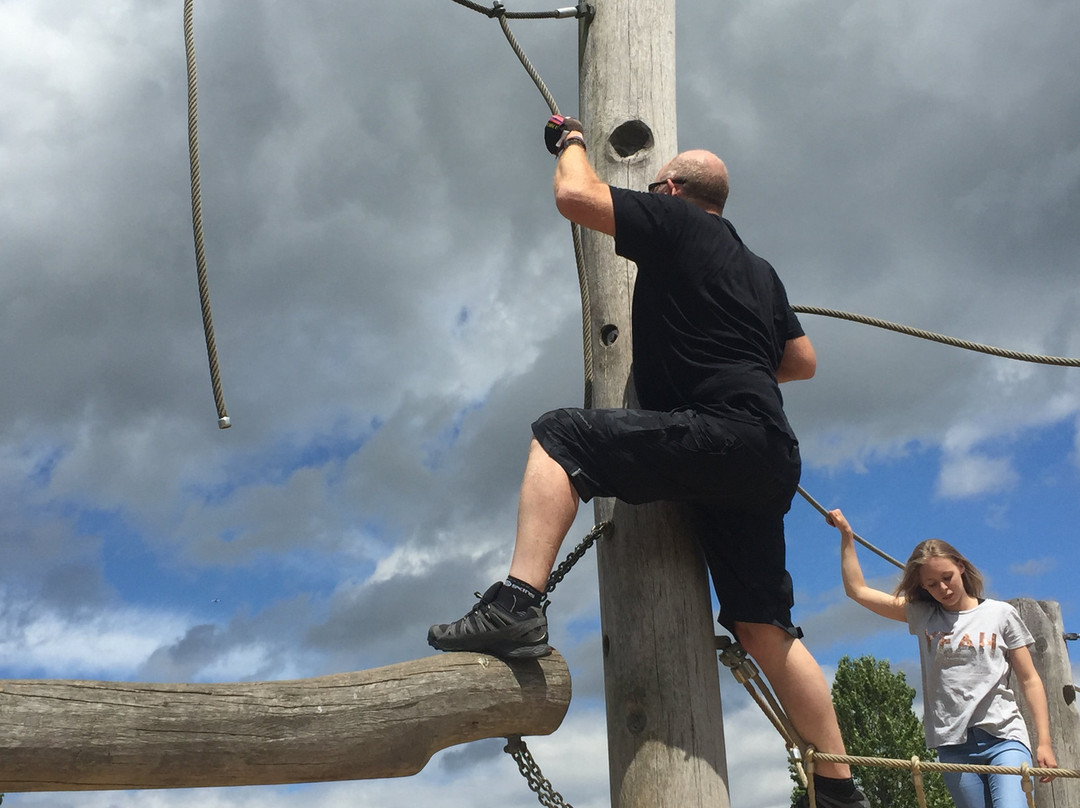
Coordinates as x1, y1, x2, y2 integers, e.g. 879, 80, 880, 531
611, 186, 804, 441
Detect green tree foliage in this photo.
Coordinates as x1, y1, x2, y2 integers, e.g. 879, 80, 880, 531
791, 655, 952, 808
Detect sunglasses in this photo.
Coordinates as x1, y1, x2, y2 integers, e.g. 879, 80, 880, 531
647, 177, 686, 194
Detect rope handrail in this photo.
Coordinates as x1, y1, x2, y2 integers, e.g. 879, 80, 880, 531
807, 750, 1079, 779
717, 633, 1080, 808
794, 305, 1080, 368
803, 748, 1079, 808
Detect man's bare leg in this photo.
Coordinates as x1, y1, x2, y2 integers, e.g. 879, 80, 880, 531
735, 621, 852, 780
508, 438, 580, 591
427, 439, 577, 658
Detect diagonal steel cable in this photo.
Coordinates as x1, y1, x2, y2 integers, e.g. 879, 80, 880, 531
797, 485, 904, 569
449, 0, 593, 21
794, 305, 1080, 367
449, 0, 596, 407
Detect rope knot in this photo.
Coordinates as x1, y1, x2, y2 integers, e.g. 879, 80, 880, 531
1020, 762, 1033, 792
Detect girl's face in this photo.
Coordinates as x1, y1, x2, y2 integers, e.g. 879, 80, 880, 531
918, 557, 973, 610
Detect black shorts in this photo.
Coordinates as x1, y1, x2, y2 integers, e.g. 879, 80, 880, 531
532, 407, 802, 637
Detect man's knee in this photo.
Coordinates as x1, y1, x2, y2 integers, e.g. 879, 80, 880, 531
734, 620, 794, 661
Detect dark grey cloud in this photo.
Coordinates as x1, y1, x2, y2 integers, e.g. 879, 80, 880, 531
2, 3, 1079, 805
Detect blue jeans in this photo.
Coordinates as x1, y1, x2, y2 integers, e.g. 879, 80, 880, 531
937, 727, 1033, 808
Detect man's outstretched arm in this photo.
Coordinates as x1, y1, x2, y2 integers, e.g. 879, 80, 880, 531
549, 118, 616, 236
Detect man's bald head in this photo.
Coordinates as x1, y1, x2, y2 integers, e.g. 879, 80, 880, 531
655, 150, 729, 214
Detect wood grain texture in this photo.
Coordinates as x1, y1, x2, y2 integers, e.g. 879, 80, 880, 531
0, 651, 570, 791
1011, 599, 1080, 808
578, 2, 731, 806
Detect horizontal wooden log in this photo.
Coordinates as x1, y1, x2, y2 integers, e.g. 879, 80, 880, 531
0, 651, 571, 792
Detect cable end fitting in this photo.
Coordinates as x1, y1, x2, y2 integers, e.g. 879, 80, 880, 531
564, 3, 594, 19
218, 415, 232, 429
554, 3, 594, 18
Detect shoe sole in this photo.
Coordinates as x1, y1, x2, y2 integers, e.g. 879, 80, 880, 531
499, 642, 553, 659
427, 634, 552, 660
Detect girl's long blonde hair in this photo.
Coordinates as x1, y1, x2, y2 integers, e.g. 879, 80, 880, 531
894, 538, 985, 603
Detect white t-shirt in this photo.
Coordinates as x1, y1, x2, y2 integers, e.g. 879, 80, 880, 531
906, 598, 1033, 749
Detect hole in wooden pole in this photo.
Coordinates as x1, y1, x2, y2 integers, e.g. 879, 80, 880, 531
609, 120, 653, 158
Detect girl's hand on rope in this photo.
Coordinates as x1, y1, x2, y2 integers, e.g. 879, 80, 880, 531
1037, 743, 1058, 782
825, 508, 854, 540
832, 508, 907, 622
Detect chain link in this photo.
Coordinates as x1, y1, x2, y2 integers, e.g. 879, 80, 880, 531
505, 736, 575, 808
544, 520, 612, 595
497, 521, 612, 806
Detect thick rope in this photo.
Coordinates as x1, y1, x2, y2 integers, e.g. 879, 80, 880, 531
805, 748, 1078, 808
797, 486, 904, 569
910, 756, 929, 808
450, 1, 595, 406
484, 5, 596, 406
493, 5, 562, 113
486, 3, 595, 407
572, 225, 593, 407
184, 0, 231, 429
794, 305, 1080, 368
717, 636, 809, 787
807, 749, 1079, 780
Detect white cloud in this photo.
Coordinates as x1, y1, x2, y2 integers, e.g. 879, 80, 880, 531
0, 599, 189, 679
936, 451, 1019, 500
2, 3, 1080, 808
1009, 558, 1057, 578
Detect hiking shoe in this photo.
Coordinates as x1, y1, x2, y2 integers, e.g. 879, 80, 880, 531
427, 582, 552, 659
793, 785, 870, 808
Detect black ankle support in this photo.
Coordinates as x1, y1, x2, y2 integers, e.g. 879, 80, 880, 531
501, 576, 544, 612
813, 775, 859, 799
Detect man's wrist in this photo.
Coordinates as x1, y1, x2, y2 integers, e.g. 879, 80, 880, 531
557, 135, 586, 155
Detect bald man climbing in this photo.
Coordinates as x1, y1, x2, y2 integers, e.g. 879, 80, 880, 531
429, 116, 867, 808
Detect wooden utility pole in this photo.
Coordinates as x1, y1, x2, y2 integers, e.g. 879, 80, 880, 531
0, 652, 570, 791
1011, 599, 1080, 808
578, 3, 731, 807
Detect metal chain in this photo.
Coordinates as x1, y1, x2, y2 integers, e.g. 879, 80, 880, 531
544, 520, 612, 596
504, 736, 575, 808
444, 10, 601, 804
496, 521, 612, 805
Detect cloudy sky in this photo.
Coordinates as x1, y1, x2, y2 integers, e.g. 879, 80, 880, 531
2, 1, 1078, 806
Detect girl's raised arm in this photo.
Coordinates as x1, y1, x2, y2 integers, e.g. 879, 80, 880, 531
828, 509, 907, 622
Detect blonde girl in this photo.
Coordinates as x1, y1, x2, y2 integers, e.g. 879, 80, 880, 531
827, 508, 1056, 808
